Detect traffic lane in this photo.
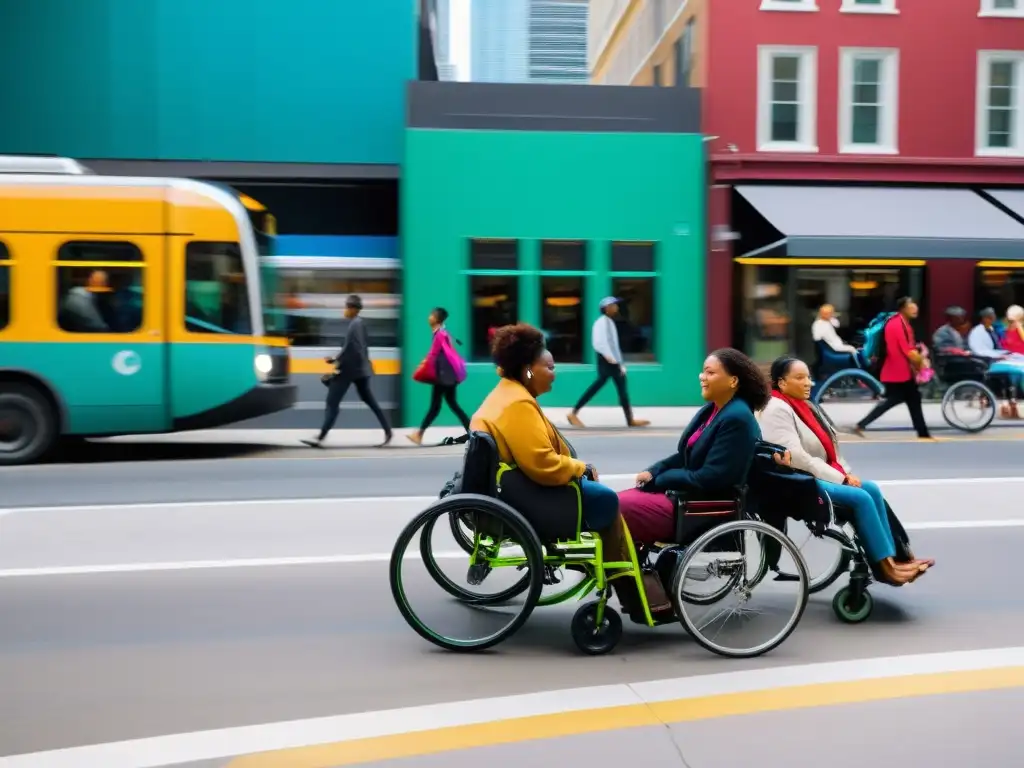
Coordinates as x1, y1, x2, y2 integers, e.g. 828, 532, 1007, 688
3, 436, 1023, 508
1, 481, 1018, 571
346, 688, 1022, 768
0, 527, 1019, 757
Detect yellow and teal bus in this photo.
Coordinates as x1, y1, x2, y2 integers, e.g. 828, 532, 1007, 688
0, 156, 295, 465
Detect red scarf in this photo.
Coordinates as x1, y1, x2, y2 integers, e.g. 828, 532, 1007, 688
771, 391, 845, 475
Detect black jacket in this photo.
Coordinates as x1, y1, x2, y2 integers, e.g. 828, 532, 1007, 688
646, 398, 760, 493
337, 315, 373, 379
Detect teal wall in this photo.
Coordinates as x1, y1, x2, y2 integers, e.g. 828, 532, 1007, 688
0, 0, 415, 164
401, 129, 707, 427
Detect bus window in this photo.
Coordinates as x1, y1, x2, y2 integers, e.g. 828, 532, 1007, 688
0, 241, 10, 331
55, 241, 144, 334
184, 242, 253, 335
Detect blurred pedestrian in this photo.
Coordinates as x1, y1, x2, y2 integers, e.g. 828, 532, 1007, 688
408, 306, 471, 445
303, 294, 392, 448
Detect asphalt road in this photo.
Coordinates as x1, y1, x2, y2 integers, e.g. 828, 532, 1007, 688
1, 437, 1023, 765
4, 431, 1024, 507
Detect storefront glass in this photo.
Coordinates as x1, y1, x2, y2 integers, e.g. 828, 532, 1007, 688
975, 267, 1024, 319
736, 263, 923, 364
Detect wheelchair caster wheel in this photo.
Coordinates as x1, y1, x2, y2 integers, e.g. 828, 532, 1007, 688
832, 586, 873, 624
571, 602, 622, 656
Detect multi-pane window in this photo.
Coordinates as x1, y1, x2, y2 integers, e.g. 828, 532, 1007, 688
757, 46, 818, 151
56, 241, 144, 334
675, 19, 694, 88
610, 242, 657, 362
977, 52, 1023, 156
839, 49, 899, 153
468, 239, 520, 362
980, 0, 1022, 16
540, 241, 587, 363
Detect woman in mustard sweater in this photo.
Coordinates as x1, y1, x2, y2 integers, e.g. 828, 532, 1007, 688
471, 323, 673, 618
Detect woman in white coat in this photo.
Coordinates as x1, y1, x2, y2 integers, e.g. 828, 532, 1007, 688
760, 357, 932, 585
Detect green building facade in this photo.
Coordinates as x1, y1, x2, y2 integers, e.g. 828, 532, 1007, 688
401, 83, 707, 425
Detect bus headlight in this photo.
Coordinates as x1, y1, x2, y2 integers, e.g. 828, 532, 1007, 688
254, 353, 273, 380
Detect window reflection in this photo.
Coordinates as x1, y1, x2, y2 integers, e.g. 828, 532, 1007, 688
470, 275, 519, 362
738, 265, 791, 363
275, 268, 399, 347
794, 267, 913, 361
184, 242, 251, 335
541, 276, 584, 363
611, 277, 655, 362
0, 241, 9, 331
57, 241, 145, 334
976, 268, 1024, 319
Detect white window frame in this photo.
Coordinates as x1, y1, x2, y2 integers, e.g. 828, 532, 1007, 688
979, 0, 1024, 18
760, 0, 818, 12
840, 0, 899, 14
838, 48, 900, 155
976, 51, 1024, 157
757, 46, 818, 153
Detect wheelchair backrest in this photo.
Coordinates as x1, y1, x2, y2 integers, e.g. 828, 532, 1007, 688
460, 431, 501, 497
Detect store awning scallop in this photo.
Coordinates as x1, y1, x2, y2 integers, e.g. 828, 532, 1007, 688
734, 186, 1024, 261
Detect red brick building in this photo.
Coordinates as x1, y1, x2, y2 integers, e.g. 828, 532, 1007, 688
590, 0, 1024, 364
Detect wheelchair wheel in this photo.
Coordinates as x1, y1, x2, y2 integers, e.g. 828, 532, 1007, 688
942, 380, 997, 433
774, 526, 853, 595
832, 584, 873, 624
390, 494, 546, 652
672, 520, 809, 659
570, 601, 623, 656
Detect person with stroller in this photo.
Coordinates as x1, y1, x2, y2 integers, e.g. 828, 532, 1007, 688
760, 356, 933, 585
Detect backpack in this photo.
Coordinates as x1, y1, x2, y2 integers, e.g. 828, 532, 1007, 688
862, 311, 895, 371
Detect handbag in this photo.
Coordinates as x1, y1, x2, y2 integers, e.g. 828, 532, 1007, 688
413, 358, 436, 384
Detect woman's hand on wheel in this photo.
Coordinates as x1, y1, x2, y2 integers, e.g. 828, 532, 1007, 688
772, 450, 791, 467
635, 470, 653, 486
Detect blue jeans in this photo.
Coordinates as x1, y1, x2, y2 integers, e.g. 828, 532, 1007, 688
820, 479, 895, 562
580, 478, 619, 530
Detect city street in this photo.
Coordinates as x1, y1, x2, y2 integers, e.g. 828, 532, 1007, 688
1, 429, 1023, 766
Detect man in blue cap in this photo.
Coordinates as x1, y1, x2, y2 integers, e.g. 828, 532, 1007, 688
567, 296, 649, 428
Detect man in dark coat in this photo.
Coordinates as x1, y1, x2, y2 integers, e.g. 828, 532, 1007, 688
303, 295, 393, 447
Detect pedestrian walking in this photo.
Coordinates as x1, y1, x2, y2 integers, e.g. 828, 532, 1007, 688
407, 307, 471, 445
850, 296, 931, 440
302, 294, 393, 448
567, 296, 649, 428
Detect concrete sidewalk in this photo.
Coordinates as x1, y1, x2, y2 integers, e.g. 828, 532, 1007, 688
95, 402, 1020, 448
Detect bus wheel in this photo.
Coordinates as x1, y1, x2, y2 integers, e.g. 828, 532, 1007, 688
0, 385, 58, 466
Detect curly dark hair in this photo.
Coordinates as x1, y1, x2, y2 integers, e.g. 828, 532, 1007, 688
769, 356, 801, 391
491, 323, 547, 381
709, 347, 771, 411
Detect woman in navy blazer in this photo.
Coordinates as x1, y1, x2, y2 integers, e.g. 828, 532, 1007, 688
619, 348, 774, 545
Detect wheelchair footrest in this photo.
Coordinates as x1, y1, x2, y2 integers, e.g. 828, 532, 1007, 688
466, 563, 491, 585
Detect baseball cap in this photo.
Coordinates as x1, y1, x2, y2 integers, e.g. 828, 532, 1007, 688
345, 294, 363, 310
599, 296, 621, 310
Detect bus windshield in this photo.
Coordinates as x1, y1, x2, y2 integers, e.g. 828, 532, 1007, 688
243, 198, 286, 337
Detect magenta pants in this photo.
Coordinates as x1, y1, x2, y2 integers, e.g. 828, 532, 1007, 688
618, 488, 675, 545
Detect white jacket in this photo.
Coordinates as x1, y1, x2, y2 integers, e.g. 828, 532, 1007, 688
759, 397, 850, 485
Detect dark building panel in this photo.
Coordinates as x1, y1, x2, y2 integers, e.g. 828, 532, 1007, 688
407, 81, 701, 133
83, 159, 399, 181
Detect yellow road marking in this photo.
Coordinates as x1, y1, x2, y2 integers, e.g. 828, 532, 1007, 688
291, 358, 400, 375
226, 666, 1024, 767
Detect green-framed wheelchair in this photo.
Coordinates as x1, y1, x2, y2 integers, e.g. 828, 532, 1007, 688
389, 432, 811, 658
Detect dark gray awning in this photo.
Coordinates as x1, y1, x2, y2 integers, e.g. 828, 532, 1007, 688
986, 189, 1024, 223
735, 185, 1024, 260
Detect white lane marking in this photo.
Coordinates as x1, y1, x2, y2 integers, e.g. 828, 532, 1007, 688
1, 518, 1021, 579
1, 475, 1023, 517
5, 646, 1024, 768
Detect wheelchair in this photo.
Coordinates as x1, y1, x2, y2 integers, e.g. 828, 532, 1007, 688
766, 490, 915, 624
389, 432, 811, 658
